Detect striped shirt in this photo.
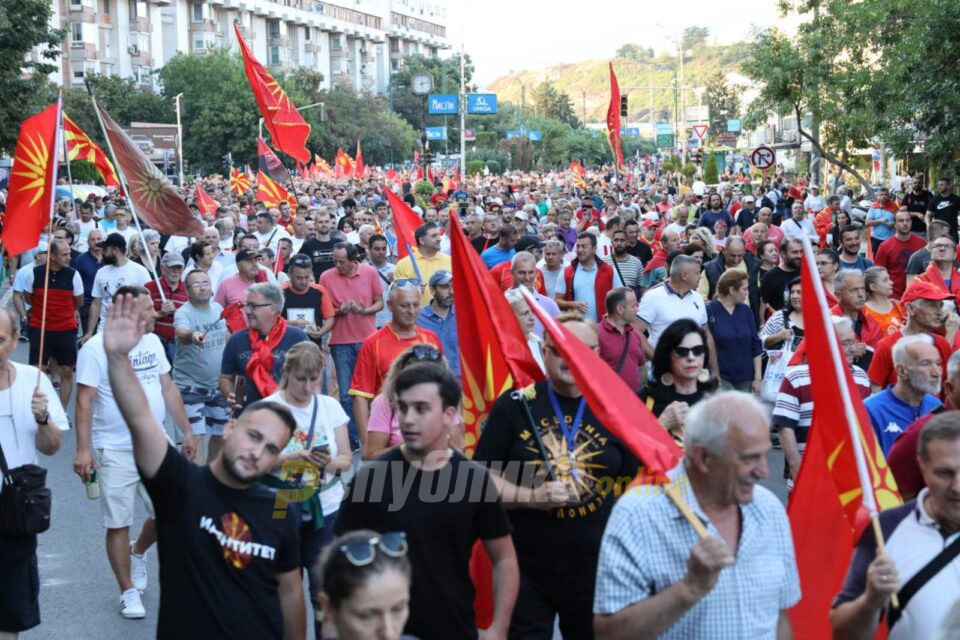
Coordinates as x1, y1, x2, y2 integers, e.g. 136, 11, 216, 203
602, 254, 645, 289
771, 364, 871, 442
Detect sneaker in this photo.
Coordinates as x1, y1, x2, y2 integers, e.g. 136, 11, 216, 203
119, 588, 146, 619
130, 543, 148, 592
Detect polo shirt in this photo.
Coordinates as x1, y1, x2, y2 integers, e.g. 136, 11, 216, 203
594, 468, 800, 639
348, 324, 442, 399
597, 317, 644, 392
863, 386, 941, 454
23, 265, 83, 331
146, 278, 189, 342
394, 250, 452, 306
867, 330, 951, 389
318, 263, 384, 345
552, 261, 624, 323
636, 283, 708, 348
771, 363, 871, 443
416, 305, 460, 376
834, 490, 960, 640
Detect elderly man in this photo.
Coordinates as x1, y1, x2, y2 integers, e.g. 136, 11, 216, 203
253, 210, 291, 253
734, 194, 758, 232
538, 239, 567, 296
831, 269, 885, 369
864, 333, 943, 454
594, 391, 801, 639
396, 222, 453, 306
146, 253, 189, 364
670, 191, 699, 227
509, 251, 560, 337
218, 282, 310, 411
349, 280, 441, 444
745, 207, 784, 254
698, 236, 755, 300
914, 233, 960, 307
781, 201, 819, 242
416, 269, 459, 376
831, 411, 960, 640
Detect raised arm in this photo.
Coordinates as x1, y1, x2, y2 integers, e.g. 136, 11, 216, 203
103, 293, 170, 478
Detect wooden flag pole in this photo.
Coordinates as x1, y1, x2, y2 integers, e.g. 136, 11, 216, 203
663, 482, 709, 539
86, 87, 167, 303
35, 93, 66, 388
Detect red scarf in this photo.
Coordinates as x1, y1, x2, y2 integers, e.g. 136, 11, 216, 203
245, 317, 288, 397
916, 261, 960, 304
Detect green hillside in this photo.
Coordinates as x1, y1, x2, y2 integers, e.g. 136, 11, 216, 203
486, 42, 751, 123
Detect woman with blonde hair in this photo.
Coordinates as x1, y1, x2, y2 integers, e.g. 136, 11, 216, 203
862, 265, 905, 336
687, 226, 716, 260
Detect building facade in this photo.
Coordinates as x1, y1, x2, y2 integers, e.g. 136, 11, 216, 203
46, 0, 448, 94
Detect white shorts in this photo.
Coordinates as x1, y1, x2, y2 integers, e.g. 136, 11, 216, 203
94, 448, 155, 529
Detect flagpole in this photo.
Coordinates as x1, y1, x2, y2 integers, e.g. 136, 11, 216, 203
86, 89, 167, 303
35, 93, 65, 388
60, 126, 78, 224
799, 234, 898, 608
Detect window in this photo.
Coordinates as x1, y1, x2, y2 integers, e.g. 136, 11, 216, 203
71, 22, 84, 45
128, 0, 137, 19
194, 39, 206, 53
304, 26, 310, 41
73, 70, 85, 84
331, 36, 341, 50
269, 46, 281, 65
268, 19, 280, 36
71, 0, 83, 7
192, 2, 203, 21
102, 0, 109, 14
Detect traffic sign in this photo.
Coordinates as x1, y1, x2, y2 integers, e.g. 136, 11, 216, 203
684, 105, 709, 124
656, 122, 674, 135
425, 126, 447, 141
626, 127, 640, 137
527, 131, 542, 141
463, 129, 476, 141
467, 93, 498, 114
656, 134, 674, 148
692, 124, 709, 140
427, 94, 459, 115
751, 145, 776, 170
727, 119, 742, 133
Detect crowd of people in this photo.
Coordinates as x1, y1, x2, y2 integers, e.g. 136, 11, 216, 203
1, 163, 959, 640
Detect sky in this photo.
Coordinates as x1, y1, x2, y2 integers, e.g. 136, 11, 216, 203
445, 0, 798, 87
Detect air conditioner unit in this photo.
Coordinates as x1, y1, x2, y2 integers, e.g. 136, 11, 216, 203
128, 44, 140, 55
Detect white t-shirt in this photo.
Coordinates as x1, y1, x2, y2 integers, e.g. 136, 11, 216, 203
75, 218, 99, 252
111, 226, 137, 243
91, 260, 151, 331
0, 362, 69, 484
76, 332, 169, 451
265, 392, 349, 516
636, 283, 708, 348
255, 227, 291, 253
12, 262, 36, 294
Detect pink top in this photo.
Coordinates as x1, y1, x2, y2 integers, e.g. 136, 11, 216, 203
367, 392, 464, 447
214, 274, 253, 308
745, 223, 785, 253
319, 263, 385, 345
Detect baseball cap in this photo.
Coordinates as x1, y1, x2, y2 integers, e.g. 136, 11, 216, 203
901, 281, 954, 305
96, 233, 127, 251
514, 211, 528, 221
429, 269, 453, 286
515, 235, 545, 252
161, 252, 185, 267
743, 195, 756, 203
235, 248, 258, 263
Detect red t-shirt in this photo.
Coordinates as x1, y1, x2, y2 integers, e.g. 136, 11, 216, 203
873, 234, 927, 298
887, 410, 941, 498
489, 261, 546, 294
866, 329, 951, 388
348, 324, 442, 398
146, 278, 189, 342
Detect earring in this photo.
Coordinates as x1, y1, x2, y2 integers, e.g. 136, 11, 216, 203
660, 372, 674, 386
697, 369, 710, 384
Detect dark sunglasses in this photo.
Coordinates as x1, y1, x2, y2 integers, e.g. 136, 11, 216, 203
673, 345, 705, 358
390, 278, 420, 290
339, 532, 408, 566
409, 344, 443, 362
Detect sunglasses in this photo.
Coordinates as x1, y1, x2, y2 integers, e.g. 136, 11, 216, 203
390, 278, 420, 291
673, 345, 706, 358
339, 532, 408, 567
410, 344, 443, 362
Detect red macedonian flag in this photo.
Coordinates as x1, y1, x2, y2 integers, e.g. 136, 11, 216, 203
96, 101, 205, 237
229, 167, 251, 195
195, 183, 220, 215
2, 101, 60, 256
255, 170, 293, 208
606, 62, 624, 169
234, 22, 311, 163
63, 113, 120, 188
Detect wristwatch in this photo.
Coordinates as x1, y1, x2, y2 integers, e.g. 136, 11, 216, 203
36, 412, 50, 425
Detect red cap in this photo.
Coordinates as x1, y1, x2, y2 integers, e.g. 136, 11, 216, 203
901, 280, 954, 304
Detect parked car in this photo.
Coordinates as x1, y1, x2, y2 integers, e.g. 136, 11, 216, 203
130, 135, 154, 155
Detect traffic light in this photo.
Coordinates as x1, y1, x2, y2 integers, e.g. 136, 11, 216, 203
619, 95, 628, 118
695, 148, 704, 165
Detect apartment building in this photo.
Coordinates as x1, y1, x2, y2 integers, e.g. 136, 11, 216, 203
47, 0, 448, 94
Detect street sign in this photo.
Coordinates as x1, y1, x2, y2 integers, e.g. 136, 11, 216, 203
727, 119, 742, 133
656, 133, 674, 148
715, 132, 739, 147
687, 137, 700, 149
684, 105, 709, 124
527, 131, 542, 141
467, 93, 498, 114
464, 129, 476, 141
692, 124, 709, 140
427, 94, 459, 115
425, 126, 447, 141
751, 145, 776, 170
656, 122, 674, 135
506, 130, 520, 140
626, 127, 640, 137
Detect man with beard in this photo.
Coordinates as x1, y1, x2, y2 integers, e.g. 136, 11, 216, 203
81, 233, 151, 342
831, 270, 884, 370
416, 269, 459, 376
623, 219, 652, 265
101, 293, 305, 639
864, 334, 943, 455
696, 193, 734, 233
760, 238, 803, 312
602, 229, 644, 293
926, 176, 960, 242
640, 229, 679, 289
298, 210, 339, 280
903, 175, 933, 237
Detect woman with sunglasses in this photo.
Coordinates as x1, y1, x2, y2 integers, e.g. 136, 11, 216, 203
362, 343, 463, 460
264, 341, 353, 638
640, 318, 717, 443
316, 530, 411, 640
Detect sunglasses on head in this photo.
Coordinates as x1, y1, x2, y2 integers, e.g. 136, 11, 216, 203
390, 278, 420, 291
339, 532, 408, 567
673, 345, 705, 358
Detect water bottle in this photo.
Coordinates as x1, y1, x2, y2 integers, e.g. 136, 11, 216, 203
85, 468, 100, 500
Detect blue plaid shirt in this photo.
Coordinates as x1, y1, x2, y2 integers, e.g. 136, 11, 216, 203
594, 467, 800, 639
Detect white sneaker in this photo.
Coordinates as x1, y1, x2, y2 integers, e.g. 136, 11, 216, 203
130, 543, 148, 592
119, 588, 146, 619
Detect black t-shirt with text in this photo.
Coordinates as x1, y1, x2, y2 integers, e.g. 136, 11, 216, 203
282, 285, 327, 347
141, 445, 300, 639
474, 381, 640, 568
297, 237, 338, 281
903, 189, 932, 233
335, 447, 512, 640
927, 193, 960, 240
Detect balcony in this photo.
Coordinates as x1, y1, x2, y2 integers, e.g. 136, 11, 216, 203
129, 16, 150, 32
68, 43, 98, 60
130, 48, 153, 65
67, 4, 98, 21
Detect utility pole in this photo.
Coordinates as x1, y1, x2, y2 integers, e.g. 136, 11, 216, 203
520, 83, 525, 125
679, 43, 686, 161
459, 43, 466, 179
810, 2, 822, 186
174, 93, 184, 186
582, 90, 586, 125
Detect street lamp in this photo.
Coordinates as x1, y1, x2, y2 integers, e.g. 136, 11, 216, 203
258, 101, 326, 139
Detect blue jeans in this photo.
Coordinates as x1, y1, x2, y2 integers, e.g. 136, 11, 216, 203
330, 343, 361, 445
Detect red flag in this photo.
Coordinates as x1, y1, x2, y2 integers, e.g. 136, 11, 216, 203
258, 137, 290, 184
2, 101, 60, 256
274, 247, 285, 275
229, 167, 251, 195
383, 187, 424, 261
606, 63, 624, 169
235, 23, 310, 163
220, 300, 247, 333
256, 170, 293, 208
354, 140, 365, 179
63, 113, 120, 188
194, 183, 220, 215
416, 165, 424, 181
570, 161, 587, 189
335, 148, 354, 177
787, 241, 902, 640
96, 101, 204, 237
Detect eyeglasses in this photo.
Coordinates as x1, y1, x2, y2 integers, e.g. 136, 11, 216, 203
244, 302, 274, 310
390, 278, 420, 291
339, 532, 408, 567
673, 345, 706, 358
931, 243, 955, 250
409, 344, 443, 362
188, 281, 211, 289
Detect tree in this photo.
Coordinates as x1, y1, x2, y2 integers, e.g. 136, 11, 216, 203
682, 26, 710, 51
388, 53, 475, 146
702, 151, 719, 185
705, 73, 739, 143
615, 44, 654, 62
530, 82, 579, 128
0, 0, 64, 153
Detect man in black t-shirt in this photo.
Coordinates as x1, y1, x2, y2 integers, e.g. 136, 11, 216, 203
297, 210, 338, 280
336, 363, 519, 640
281, 254, 335, 346
760, 238, 803, 311
623, 219, 652, 265
903, 177, 933, 235
475, 318, 640, 640
100, 293, 305, 640
926, 176, 960, 242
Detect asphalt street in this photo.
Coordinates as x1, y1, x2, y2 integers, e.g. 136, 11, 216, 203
14, 336, 788, 640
